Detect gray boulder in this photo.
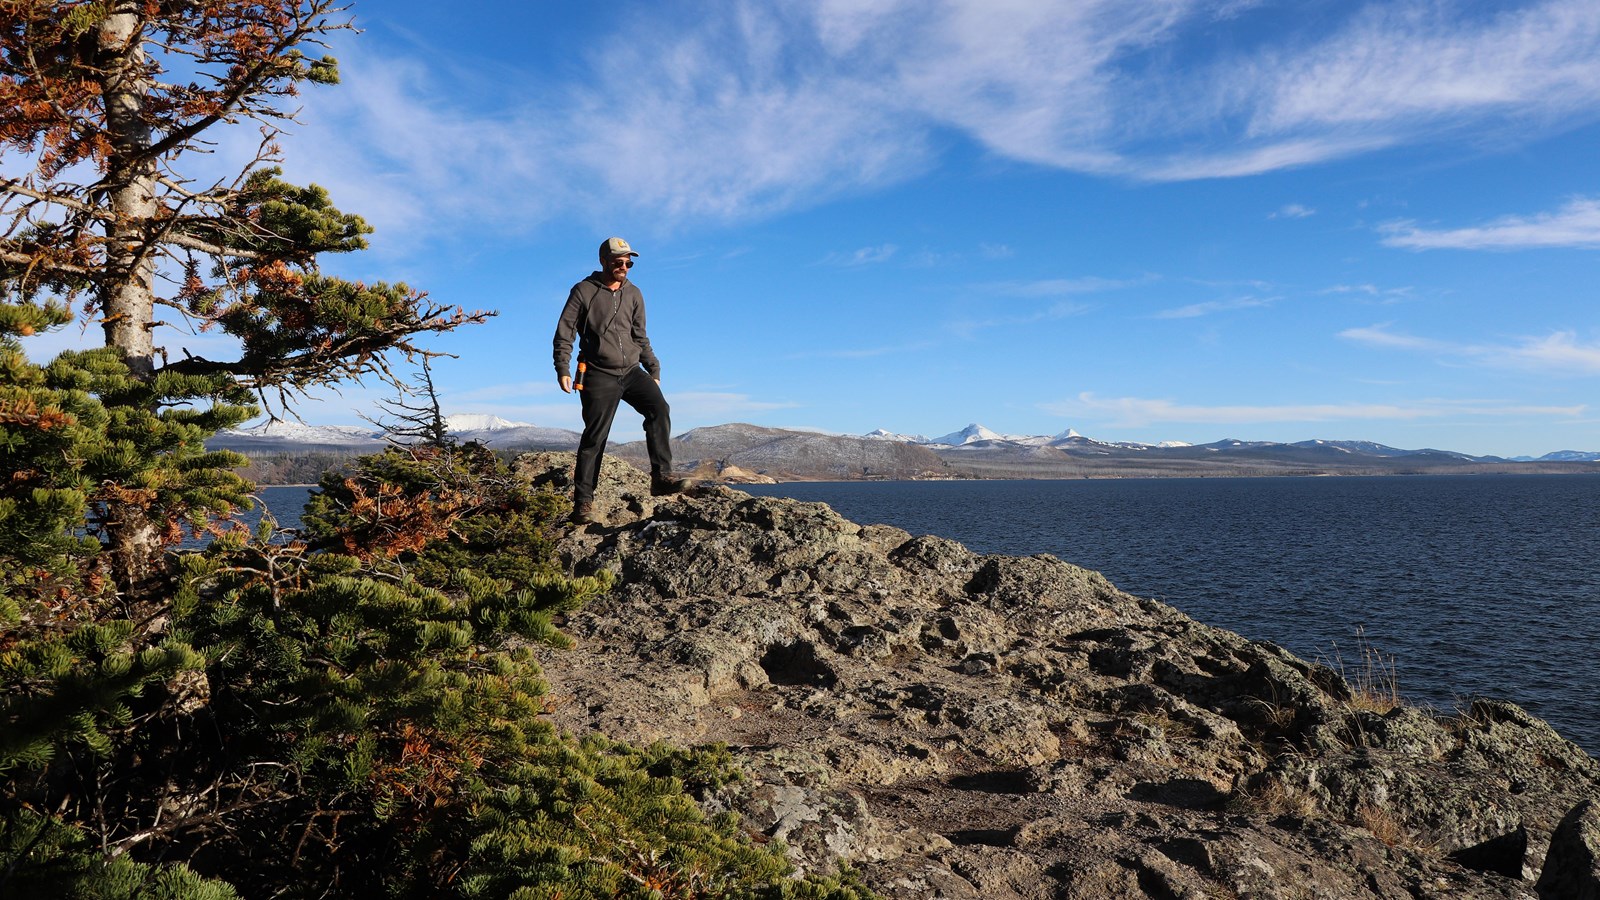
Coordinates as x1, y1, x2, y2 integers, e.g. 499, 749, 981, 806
1538, 799, 1600, 899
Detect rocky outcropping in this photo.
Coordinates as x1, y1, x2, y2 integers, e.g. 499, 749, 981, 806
516, 452, 1600, 898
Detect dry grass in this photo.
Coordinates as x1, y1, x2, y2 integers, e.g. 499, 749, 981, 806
1319, 627, 1402, 714
1355, 802, 1436, 853
1229, 777, 1318, 819
1356, 802, 1406, 845
1241, 695, 1299, 732
1131, 710, 1200, 742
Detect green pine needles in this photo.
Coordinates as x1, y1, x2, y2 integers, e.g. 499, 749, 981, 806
2, 356, 876, 897
1, 809, 239, 900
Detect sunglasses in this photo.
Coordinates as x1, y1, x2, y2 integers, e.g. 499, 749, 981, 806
608, 257, 635, 269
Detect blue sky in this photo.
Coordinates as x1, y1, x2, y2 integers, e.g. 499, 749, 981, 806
26, 0, 1600, 456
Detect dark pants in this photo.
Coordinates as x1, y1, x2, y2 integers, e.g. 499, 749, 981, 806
574, 366, 673, 503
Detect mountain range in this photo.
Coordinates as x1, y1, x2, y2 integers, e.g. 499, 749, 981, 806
210, 415, 580, 452
208, 418, 1600, 481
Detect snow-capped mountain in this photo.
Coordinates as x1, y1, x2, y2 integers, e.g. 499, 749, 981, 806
444, 413, 531, 432
212, 420, 385, 450
851, 424, 1561, 466
863, 428, 930, 443
210, 415, 580, 452
242, 421, 380, 441
1527, 450, 1600, 462
1291, 439, 1490, 461
1199, 438, 1277, 451
840, 422, 1575, 474
453, 423, 580, 449
444, 414, 580, 449
1291, 439, 1414, 457
925, 423, 1022, 446
1006, 429, 1079, 448
865, 424, 1193, 451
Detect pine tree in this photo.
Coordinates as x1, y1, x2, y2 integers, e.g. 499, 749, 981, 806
4, 2, 476, 894
364, 354, 455, 448
0, 0, 488, 597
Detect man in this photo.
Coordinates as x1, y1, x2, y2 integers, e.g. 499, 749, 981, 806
553, 237, 689, 524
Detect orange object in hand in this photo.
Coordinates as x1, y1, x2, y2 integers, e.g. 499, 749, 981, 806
574, 360, 587, 391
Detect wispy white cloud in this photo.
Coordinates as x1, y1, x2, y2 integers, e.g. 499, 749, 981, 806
1270, 203, 1316, 219
820, 244, 899, 266
1342, 324, 1600, 375
671, 391, 801, 418
281, 51, 565, 246
1045, 391, 1585, 426
808, 0, 1189, 173
1152, 295, 1278, 319
562, 12, 933, 222
1338, 323, 1446, 351
757, 424, 845, 436
1380, 197, 1600, 249
818, 0, 1600, 182
972, 275, 1155, 297
1494, 331, 1600, 374
944, 273, 1149, 336
289, 1, 1600, 231
1138, 138, 1387, 181
947, 301, 1093, 339
1321, 284, 1416, 303
1248, 2, 1600, 134
443, 380, 563, 403
1143, 1, 1600, 179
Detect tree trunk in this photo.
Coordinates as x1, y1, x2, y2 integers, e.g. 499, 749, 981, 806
98, 5, 166, 596
99, 3, 158, 376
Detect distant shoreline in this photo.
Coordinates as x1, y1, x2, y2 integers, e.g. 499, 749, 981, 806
246, 463, 1600, 488
701, 456, 1600, 483
222, 431, 1600, 487
735, 465, 1600, 484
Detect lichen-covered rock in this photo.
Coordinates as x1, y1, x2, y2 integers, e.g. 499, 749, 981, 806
1537, 799, 1600, 899
518, 452, 1600, 899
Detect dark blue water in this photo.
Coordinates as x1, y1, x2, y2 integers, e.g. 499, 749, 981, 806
251, 477, 1600, 755
741, 476, 1600, 756
241, 485, 312, 536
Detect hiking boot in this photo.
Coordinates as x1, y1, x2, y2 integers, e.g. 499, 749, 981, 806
570, 499, 601, 525
650, 474, 693, 497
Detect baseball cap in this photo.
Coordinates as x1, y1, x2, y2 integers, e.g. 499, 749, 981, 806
600, 237, 639, 258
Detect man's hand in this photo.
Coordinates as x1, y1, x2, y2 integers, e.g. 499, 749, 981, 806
559, 374, 573, 394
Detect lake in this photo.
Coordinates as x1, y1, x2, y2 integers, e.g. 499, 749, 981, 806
255, 475, 1600, 755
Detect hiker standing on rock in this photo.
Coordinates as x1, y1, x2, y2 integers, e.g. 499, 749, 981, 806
554, 236, 690, 524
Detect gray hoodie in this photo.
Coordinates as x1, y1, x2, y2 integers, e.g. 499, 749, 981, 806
552, 272, 661, 379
